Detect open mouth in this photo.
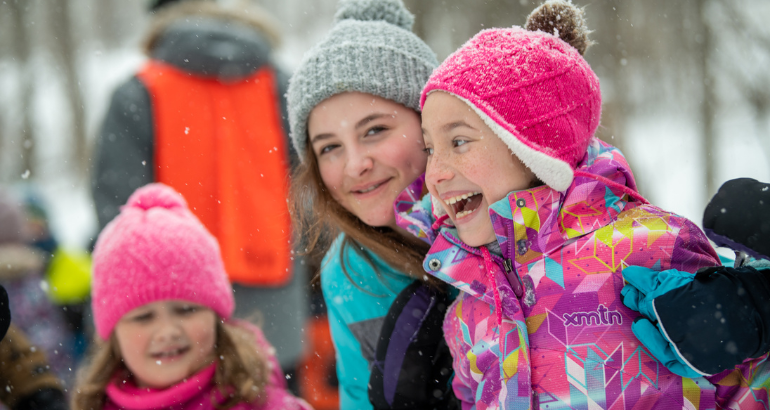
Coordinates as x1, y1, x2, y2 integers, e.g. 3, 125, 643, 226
445, 192, 483, 219
352, 178, 391, 194
151, 346, 190, 360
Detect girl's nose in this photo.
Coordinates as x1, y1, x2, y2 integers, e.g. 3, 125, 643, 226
345, 146, 374, 178
152, 320, 183, 343
425, 151, 453, 187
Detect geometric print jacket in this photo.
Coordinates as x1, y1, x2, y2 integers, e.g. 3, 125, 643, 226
395, 138, 770, 410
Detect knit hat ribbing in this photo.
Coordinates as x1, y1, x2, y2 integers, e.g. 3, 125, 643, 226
287, 0, 438, 161
91, 183, 234, 340
421, 0, 601, 192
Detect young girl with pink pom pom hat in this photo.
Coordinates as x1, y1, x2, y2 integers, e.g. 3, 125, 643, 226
72, 183, 310, 410
395, 0, 770, 408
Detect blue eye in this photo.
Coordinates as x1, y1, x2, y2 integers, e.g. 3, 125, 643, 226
422, 147, 433, 155
320, 144, 339, 155
366, 126, 386, 136
453, 139, 468, 148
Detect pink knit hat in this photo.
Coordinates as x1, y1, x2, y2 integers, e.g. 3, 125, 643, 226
91, 183, 234, 340
421, 0, 601, 193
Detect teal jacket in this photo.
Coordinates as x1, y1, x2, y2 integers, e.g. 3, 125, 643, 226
320, 235, 414, 410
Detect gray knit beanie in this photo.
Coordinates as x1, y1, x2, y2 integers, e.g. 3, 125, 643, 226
287, 0, 438, 161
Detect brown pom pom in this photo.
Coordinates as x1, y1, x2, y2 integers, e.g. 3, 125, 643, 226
525, 0, 593, 55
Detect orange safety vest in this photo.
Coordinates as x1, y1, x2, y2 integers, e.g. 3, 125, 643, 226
137, 61, 292, 287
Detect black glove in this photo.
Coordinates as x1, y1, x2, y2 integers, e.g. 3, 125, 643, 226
0, 285, 10, 341
703, 178, 770, 261
637, 265, 770, 376
369, 280, 459, 410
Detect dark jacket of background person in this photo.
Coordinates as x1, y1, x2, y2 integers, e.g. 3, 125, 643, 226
90, 1, 306, 369
0, 324, 68, 410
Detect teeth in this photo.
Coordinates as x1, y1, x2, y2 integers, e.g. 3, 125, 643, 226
156, 348, 184, 357
456, 209, 473, 218
444, 192, 480, 205
357, 182, 382, 193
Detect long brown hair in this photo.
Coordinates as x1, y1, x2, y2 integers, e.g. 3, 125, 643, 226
71, 321, 268, 410
290, 141, 432, 288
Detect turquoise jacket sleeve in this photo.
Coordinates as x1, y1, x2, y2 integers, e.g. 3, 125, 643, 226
320, 235, 414, 410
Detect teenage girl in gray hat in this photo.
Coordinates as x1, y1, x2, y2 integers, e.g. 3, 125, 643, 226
286, 0, 443, 408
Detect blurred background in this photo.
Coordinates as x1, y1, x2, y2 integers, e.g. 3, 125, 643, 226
0, 0, 768, 250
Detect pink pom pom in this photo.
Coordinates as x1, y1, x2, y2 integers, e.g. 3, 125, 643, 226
125, 183, 187, 211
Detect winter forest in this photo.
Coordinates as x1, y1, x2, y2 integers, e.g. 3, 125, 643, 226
0, 0, 768, 249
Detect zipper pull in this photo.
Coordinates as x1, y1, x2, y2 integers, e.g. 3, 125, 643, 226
504, 258, 524, 298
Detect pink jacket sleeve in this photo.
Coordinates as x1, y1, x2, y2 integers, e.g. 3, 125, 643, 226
669, 218, 720, 273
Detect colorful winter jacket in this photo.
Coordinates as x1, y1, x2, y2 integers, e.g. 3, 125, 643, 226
396, 137, 770, 409
321, 235, 415, 410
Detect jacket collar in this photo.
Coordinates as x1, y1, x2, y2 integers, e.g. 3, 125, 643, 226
106, 364, 216, 410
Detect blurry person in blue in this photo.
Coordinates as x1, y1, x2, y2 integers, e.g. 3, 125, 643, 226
91, 0, 307, 380
0, 187, 76, 385
0, 190, 70, 410
622, 178, 770, 383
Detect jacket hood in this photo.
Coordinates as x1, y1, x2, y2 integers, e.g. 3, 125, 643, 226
395, 137, 641, 306
144, 2, 279, 81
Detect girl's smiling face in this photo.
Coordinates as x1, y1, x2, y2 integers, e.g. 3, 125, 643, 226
422, 91, 536, 247
308, 92, 427, 229
114, 300, 217, 389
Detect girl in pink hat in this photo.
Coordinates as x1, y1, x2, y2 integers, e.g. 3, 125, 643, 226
72, 184, 310, 410
395, 0, 769, 409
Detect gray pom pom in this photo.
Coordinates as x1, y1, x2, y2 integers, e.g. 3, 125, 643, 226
334, 0, 414, 31
526, 0, 593, 55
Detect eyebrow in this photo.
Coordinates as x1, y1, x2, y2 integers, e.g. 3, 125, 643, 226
355, 113, 389, 130
442, 120, 478, 133
310, 133, 334, 145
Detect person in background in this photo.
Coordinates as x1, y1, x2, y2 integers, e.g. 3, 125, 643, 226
286, 0, 455, 408
0, 187, 76, 387
622, 177, 770, 399
19, 189, 92, 363
91, 0, 307, 380
71, 183, 309, 410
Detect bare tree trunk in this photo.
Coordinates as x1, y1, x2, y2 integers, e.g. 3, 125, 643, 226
8, 0, 37, 180
48, 0, 88, 178
695, 0, 717, 199
596, 0, 629, 155
93, 0, 120, 49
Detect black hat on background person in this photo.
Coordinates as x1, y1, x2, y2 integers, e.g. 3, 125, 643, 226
703, 177, 770, 263
0, 285, 9, 341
